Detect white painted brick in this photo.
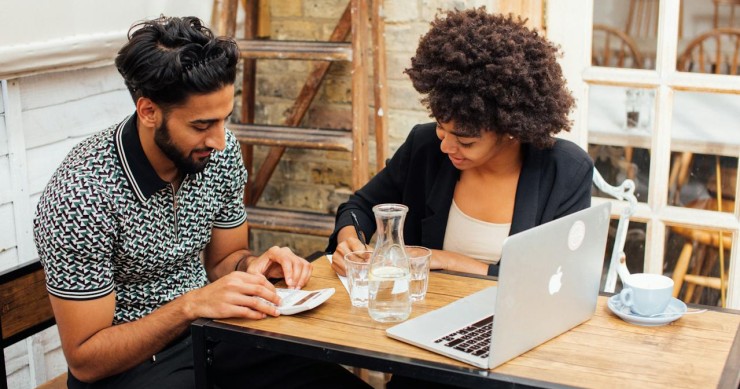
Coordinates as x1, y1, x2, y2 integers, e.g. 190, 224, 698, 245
384, 0, 420, 23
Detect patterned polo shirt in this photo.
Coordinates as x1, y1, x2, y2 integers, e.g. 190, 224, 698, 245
33, 113, 247, 324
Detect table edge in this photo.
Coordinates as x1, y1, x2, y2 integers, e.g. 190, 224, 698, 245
719, 321, 740, 389
193, 318, 577, 389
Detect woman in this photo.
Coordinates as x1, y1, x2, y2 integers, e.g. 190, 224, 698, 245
327, 8, 593, 278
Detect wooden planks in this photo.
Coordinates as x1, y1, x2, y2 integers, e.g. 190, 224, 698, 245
35, 372, 67, 389
349, 0, 369, 191
371, 0, 388, 170
246, 2, 354, 205
0, 264, 54, 345
230, 124, 353, 151
244, 206, 335, 236
237, 40, 352, 61
217, 258, 740, 389
212, 0, 388, 238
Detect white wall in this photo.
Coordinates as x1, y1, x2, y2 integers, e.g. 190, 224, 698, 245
1, 2, 212, 387
0, 0, 212, 79
1, 64, 134, 389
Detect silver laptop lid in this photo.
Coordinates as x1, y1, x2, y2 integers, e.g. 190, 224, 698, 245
488, 202, 612, 368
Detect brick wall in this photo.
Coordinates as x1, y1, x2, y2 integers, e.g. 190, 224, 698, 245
243, 0, 535, 256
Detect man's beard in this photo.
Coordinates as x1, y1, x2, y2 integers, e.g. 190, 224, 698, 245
154, 119, 213, 175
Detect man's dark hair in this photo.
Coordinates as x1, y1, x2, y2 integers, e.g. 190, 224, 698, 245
115, 16, 239, 110
405, 8, 574, 149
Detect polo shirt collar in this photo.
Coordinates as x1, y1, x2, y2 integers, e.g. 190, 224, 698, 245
114, 113, 168, 203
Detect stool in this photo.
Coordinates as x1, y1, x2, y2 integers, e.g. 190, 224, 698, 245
670, 198, 734, 306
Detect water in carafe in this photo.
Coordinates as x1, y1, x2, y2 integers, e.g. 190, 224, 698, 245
368, 204, 411, 322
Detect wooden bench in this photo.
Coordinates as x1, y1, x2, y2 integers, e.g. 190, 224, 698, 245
0, 261, 66, 389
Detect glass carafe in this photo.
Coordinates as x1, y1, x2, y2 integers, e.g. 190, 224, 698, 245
367, 204, 411, 322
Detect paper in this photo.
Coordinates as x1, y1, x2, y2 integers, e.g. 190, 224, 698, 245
274, 287, 335, 315
327, 254, 350, 293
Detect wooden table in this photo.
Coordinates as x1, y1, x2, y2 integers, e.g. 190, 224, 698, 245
191, 255, 740, 388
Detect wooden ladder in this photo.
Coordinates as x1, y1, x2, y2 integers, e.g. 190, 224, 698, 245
211, 0, 388, 239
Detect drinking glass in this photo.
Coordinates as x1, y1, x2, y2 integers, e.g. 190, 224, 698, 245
406, 246, 432, 302
344, 251, 372, 307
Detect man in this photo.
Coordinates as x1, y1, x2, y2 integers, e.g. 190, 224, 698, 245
33, 16, 368, 389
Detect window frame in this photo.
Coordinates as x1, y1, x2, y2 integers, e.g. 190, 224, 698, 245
547, 0, 740, 308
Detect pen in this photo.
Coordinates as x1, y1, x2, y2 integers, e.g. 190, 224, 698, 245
349, 211, 367, 245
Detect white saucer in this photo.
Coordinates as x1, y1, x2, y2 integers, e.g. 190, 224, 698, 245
607, 295, 687, 327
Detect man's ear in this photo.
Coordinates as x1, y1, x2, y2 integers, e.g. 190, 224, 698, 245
136, 97, 160, 128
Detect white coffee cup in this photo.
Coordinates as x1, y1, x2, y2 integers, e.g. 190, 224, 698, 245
619, 273, 674, 316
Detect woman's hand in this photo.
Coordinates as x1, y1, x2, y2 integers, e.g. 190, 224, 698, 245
332, 226, 370, 276
429, 249, 490, 275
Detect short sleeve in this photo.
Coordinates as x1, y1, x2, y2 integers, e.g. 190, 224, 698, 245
213, 130, 248, 229
33, 168, 116, 300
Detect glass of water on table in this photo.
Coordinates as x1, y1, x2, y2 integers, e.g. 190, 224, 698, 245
406, 246, 432, 302
344, 251, 372, 307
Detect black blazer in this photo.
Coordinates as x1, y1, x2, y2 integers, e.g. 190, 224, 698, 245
327, 122, 594, 276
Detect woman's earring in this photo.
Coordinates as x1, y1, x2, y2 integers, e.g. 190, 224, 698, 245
508, 135, 514, 140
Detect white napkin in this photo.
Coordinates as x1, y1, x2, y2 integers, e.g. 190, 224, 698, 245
326, 254, 350, 293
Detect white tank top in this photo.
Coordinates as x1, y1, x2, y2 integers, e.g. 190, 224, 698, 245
443, 200, 511, 265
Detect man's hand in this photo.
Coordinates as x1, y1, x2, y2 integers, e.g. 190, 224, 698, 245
50, 270, 281, 383
246, 246, 312, 289
185, 271, 281, 319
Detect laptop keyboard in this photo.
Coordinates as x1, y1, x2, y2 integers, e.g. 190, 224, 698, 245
433, 315, 494, 358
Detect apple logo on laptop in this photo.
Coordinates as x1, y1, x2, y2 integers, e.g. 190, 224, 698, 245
548, 266, 563, 295
568, 220, 586, 251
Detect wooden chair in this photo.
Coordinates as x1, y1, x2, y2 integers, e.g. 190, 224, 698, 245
623, 0, 687, 68
626, 0, 660, 41
592, 24, 645, 68
677, 28, 740, 75
670, 197, 734, 306
714, 0, 740, 28
1, 261, 66, 389
667, 151, 694, 206
626, 0, 662, 68
669, 153, 736, 307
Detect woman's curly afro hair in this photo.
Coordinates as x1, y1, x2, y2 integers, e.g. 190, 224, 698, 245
405, 8, 575, 149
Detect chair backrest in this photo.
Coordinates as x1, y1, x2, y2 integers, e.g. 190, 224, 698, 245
714, 0, 740, 28
626, 0, 660, 40
592, 24, 645, 69
0, 261, 56, 389
677, 28, 740, 75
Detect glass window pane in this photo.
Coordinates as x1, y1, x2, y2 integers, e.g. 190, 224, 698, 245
588, 85, 655, 203
590, 145, 650, 203
592, 0, 658, 69
664, 225, 733, 307
667, 152, 738, 207
678, 1, 740, 75
669, 91, 740, 207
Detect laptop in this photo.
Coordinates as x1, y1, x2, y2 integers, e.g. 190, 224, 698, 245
386, 202, 612, 369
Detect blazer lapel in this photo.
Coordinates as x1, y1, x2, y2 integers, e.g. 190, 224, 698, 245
421, 158, 459, 249
511, 144, 541, 235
